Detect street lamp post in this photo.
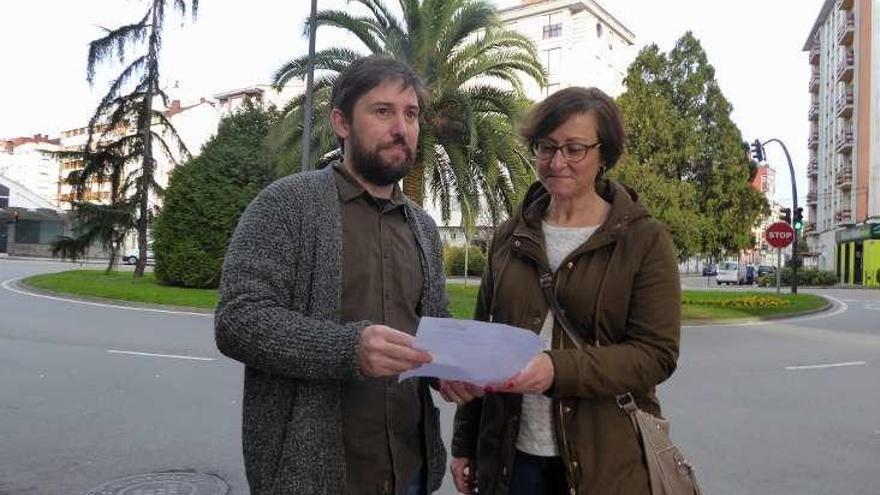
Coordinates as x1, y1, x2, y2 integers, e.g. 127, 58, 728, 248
755, 138, 800, 293
300, 0, 319, 173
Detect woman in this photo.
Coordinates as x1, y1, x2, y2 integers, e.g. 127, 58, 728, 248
450, 87, 681, 495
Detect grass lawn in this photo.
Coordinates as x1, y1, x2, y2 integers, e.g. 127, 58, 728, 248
446, 283, 481, 319
23, 270, 827, 322
24, 270, 218, 309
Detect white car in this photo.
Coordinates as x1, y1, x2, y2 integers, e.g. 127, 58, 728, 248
716, 261, 745, 285
122, 246, 154, 265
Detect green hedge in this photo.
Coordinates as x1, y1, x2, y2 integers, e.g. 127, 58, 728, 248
153, 103, 276, 288
444, 245, 486, 277
758, 268, 838, 287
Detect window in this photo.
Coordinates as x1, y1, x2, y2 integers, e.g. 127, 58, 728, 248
543, 47, 562, 80
543, 23, 562, 39
0, 184, 8, 208
543, 12, 562, 39
596, 22, 603, 38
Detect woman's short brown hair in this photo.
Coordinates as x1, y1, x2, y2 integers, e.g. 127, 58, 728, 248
519, 87, 625, 170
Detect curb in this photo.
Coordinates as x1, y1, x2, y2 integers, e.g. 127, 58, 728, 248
12, 277, 214, 316
682, 295, 834, 327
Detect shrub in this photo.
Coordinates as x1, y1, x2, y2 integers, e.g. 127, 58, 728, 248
758, 268, 838, 287
153, 103, 276, 288
444, 245, 486, 277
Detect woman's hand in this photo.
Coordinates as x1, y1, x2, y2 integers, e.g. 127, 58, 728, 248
438, 380, 485, 405
494, 352, 555, 394
450, 456, 478, 494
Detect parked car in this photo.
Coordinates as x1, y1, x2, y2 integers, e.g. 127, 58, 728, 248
716, 260, 746, 285
757, 265, 775, 277
122, 245, 154, 265
702, 263, 717, 276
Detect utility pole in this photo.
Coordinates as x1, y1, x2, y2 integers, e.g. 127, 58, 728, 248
300, 0, 319, 173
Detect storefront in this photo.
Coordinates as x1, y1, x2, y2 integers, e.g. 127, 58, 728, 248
835, 223, 880, 287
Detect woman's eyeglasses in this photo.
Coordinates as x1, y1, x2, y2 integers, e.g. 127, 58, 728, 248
531, 140, 600, 162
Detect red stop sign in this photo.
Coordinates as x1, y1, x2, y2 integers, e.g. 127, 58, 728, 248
765, 222, 795, 248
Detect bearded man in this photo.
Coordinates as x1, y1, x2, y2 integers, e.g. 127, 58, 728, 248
215, 55, 449, 495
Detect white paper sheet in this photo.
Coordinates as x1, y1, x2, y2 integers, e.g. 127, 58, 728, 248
399, 317, 543, 385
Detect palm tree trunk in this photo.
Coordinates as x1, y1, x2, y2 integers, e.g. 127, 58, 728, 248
403, 161, 425, 206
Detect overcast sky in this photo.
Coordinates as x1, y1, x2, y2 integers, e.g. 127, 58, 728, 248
0, 0, 824, 203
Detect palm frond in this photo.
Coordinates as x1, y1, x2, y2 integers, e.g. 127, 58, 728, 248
272, 48, 363, 88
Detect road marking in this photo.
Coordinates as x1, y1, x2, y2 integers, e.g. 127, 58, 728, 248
784, 361, 866, 371
107, 349, 216, 361
1, 277, 212, 317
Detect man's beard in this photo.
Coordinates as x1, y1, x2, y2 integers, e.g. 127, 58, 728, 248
348, 132, 415, 187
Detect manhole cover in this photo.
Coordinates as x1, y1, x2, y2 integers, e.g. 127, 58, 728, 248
84, 472, 228, 495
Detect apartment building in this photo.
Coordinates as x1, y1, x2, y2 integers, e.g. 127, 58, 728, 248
500, 0, 636, 99
803, 0, 878, 286
0, 134, 61, 206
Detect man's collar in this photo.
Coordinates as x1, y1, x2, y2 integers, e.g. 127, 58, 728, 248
332, 160, 407, 206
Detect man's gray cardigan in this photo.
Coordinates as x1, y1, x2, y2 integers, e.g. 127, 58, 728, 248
215, 166, 449, 494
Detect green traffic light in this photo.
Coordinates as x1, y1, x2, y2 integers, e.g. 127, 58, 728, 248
794, 221, 803, 230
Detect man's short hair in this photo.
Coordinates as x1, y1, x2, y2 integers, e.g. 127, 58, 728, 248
331, 55, 426, 121
330, 56, 425, 150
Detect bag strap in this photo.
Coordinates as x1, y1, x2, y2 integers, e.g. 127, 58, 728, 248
538, 272, 587, 350
538, 271, 635, 410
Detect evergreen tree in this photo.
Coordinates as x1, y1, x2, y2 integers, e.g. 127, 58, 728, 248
617, 32, 768, 258
153, 103, 276, 288
80, 0, 199, 277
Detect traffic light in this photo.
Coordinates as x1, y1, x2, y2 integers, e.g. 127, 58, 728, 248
793, 207, 804, 231
751, 139, 765, 162
780, 207, 791, 224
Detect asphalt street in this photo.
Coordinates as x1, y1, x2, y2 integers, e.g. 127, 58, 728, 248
1, 259, 877, 494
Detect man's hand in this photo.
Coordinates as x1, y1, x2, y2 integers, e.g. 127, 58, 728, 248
358, 325, 432, 377
437, 380, 484, 405
450, 457, 477, 494
496, 352, 555, 394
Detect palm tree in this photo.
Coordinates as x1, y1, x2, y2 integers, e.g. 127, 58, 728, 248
270, 0, 546, 226
81, 0, 198, 277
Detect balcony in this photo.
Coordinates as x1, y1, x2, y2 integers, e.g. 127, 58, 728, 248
809, 46, 821, 65
807, 159, 819, 177
835, 170, 852, 190
808, 101, 819, 121
803, 221, 816, 233
807, 191, 818, 204
838, 13, 855, 45
836, 87, 854, 117
836, 128, 854, 153
809, 73, 820, 92
838, 0, 854, 10
835, 207, 853, 224
837, 49, 854, 82
808, 131, 819, 149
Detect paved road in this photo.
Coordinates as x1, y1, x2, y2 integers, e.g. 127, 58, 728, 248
1, 259, 878, 494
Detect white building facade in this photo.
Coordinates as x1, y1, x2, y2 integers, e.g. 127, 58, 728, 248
0, 136, 61, 207
500, 0, 636, 99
